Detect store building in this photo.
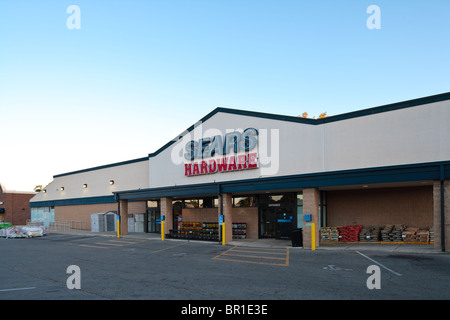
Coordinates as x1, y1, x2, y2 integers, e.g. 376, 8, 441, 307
0, 184, 36, 225
30, 92, 450, 251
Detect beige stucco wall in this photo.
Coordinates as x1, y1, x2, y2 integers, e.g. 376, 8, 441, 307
31, 159, 149, 204
149, 99, 450, 188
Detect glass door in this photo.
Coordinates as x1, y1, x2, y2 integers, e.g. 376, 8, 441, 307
275, 207, 295, 239
147, 209, 161, 233
259, 207, 276, 238
259, 206, 296, 239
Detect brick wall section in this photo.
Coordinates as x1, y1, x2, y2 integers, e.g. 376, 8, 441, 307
433, 181, 450, 251
232, 207, 258, 239
222, 193, 233, 243
160, 197, 173, 237
119, 200, 128, 235
0, 190, 35, 225
327, 186, 433, 228
182, 208, 218, 223
54, 201, 146, 231
56, 203, 117, 227
302, 188, 320, 249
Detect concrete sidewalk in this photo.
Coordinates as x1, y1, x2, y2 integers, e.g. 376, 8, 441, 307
44, 228, 443, 254
317, 241, 439, 254
231, 237, 439, 254
46, 229, 160, 240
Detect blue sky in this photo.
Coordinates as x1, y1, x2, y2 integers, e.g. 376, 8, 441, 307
0, 0, 449, 191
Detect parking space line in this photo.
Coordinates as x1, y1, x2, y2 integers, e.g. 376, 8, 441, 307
95, 242, 124, 247
76, 237, 164, 250
237, 247, 287, 251
222, 253, 287, 260
213, 256, 289, 266
230, 249, 287, 255
150, 241, 189, 253
355, 251, 402, 276
213, 246, 289, 266
108, 239, 138, 244
0, 287, 36, 292
121, 238, 151, 242
79, 244, 110, 249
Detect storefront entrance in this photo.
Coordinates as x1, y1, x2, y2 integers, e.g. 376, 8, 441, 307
258, 193, 297, 240
146, 208, 161, 233
259, 207, 295, 239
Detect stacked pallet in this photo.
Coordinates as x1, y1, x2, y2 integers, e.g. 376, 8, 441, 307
380, 225, 406, 242
319, 227, 329, 242
322, 224, 432, 243
359, 226, 372, 242
339, 225, 363, 242
416, 229, 430, 243
320, 227, 339, 242
403, 227, 419, 242
381, 225, 394, 241
368, 226, 381, 242
330, 227, 339, 241
393, 225, 406, 242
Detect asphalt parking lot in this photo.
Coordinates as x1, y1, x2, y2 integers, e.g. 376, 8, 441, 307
1, 232, 449, 302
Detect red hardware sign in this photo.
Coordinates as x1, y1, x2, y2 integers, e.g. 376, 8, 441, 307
185, 153, 258, 176
184, 128, 259, 177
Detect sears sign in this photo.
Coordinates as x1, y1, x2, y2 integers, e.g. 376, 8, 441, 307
184, 128, 259, 176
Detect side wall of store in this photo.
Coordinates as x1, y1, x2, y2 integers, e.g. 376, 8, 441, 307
54, 201, 147, 230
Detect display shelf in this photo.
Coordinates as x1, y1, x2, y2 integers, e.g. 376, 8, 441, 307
232, 222, 246, 240
169, 221, 219, 241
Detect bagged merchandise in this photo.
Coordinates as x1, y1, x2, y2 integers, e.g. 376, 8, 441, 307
0, 225, 46, 238
1, 227, 27, 238
22, 226, 45, 237
381, 225, 394, 241
392, 225, 406, 242
403, 227, 419, 242
318, 224, 432, 244
339, 225, 363, 242
320, 227, 339, 242
0, 227, 14, 238
416, 229, 430, 242
359, 226, 370, 241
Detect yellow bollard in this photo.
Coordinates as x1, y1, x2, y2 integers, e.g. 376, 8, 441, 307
161, 220, 165, 241
311, 222, 316, 251
116, 217, 120, 238
222, 222, 226, 246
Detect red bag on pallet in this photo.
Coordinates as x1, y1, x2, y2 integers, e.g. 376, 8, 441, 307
339, 225, 363, 242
